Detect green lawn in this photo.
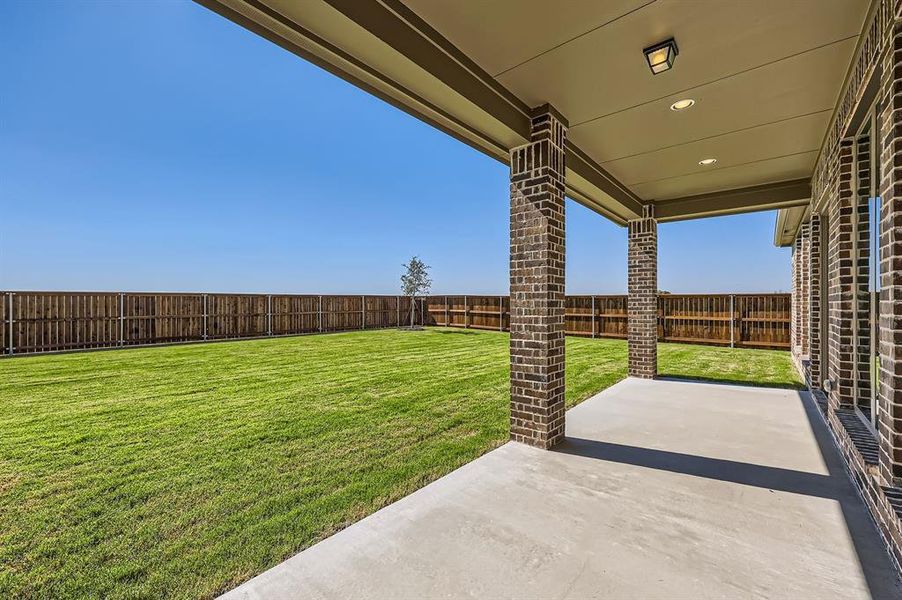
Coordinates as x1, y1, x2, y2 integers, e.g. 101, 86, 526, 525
0, 328, 801, 599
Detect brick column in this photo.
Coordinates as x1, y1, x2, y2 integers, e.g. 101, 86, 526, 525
791, 235, 803, 355
509, 105, 567, 449
800, 222, 810, 355
827, 139, 856, 412
809, 214, 823, 389
854, 131, 873, 413
878, 18, 902, 485
628, 205, 657, 379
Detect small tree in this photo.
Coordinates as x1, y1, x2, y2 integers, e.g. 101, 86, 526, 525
400, 256, 432, 328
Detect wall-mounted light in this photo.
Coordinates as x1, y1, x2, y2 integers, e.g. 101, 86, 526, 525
698, 158, 717, 166
643, 38, 679, 74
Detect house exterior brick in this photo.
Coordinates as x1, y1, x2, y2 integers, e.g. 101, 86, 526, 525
878, 17, 902, 485
790, 0, 902, 575
509, 105, 567, 449
628, 205, 657, 379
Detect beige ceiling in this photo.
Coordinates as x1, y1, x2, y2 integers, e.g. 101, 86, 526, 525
404, 0, 867, 201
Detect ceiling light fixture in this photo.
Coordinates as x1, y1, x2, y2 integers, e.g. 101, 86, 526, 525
670, 98, 695, 111
698, 158, 717, 166
643, 38, 679, 74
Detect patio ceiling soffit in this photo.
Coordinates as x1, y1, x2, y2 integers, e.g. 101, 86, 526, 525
196, 0, 820, 226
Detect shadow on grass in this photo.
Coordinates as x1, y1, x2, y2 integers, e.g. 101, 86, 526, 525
431, 329, 481, 335
657, 374, 806, 391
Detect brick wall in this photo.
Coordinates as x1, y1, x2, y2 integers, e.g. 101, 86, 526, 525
795, 0, 902, 576
508, 105, 567, 449
627, 205, 657, 379
878, 19, 902, 486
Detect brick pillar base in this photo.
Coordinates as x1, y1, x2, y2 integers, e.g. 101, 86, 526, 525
628, 205, 657, 379
878, 18, 902, 485
509, 105, 567, 449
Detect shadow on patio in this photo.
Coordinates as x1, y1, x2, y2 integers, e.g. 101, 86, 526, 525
557, 387, 893, 598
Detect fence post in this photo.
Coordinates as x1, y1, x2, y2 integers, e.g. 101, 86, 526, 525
591, 296, 596, 339
659, 295, 665, 342
361, 295, 366, 329
464, 295, 469, 328
267, 294, 273, 336
729, 294, 735, 348
318, 295, 323, 332
118, 293, 125, 346
396, 295, 400, 327
202, 294, 208, 341
7, 292, 13, 356
499, 296, 504, 331
420, 297, 425, 326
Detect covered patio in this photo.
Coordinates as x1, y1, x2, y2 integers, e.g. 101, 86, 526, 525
196, 0, 902, 590
223, 378, 901, 599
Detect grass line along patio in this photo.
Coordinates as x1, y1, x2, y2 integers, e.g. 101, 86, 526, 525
0, 328, 800, 598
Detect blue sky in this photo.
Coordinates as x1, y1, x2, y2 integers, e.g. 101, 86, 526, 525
0, 1, 790, 295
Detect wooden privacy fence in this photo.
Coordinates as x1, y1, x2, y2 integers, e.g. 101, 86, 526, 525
423, 294, 790, 350
0, 291, 789, 357
0, 292, 425, 356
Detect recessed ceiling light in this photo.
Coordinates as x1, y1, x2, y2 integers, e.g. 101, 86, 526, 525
698, 158, 717, 166
670, 98, 695, 111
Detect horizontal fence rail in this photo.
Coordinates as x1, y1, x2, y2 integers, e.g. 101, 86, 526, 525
0, 291, 790, 357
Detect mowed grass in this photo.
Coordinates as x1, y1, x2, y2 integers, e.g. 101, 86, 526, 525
0, 328, 801, 598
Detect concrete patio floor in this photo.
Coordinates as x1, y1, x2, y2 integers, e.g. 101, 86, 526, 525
222, 378, 902, 599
